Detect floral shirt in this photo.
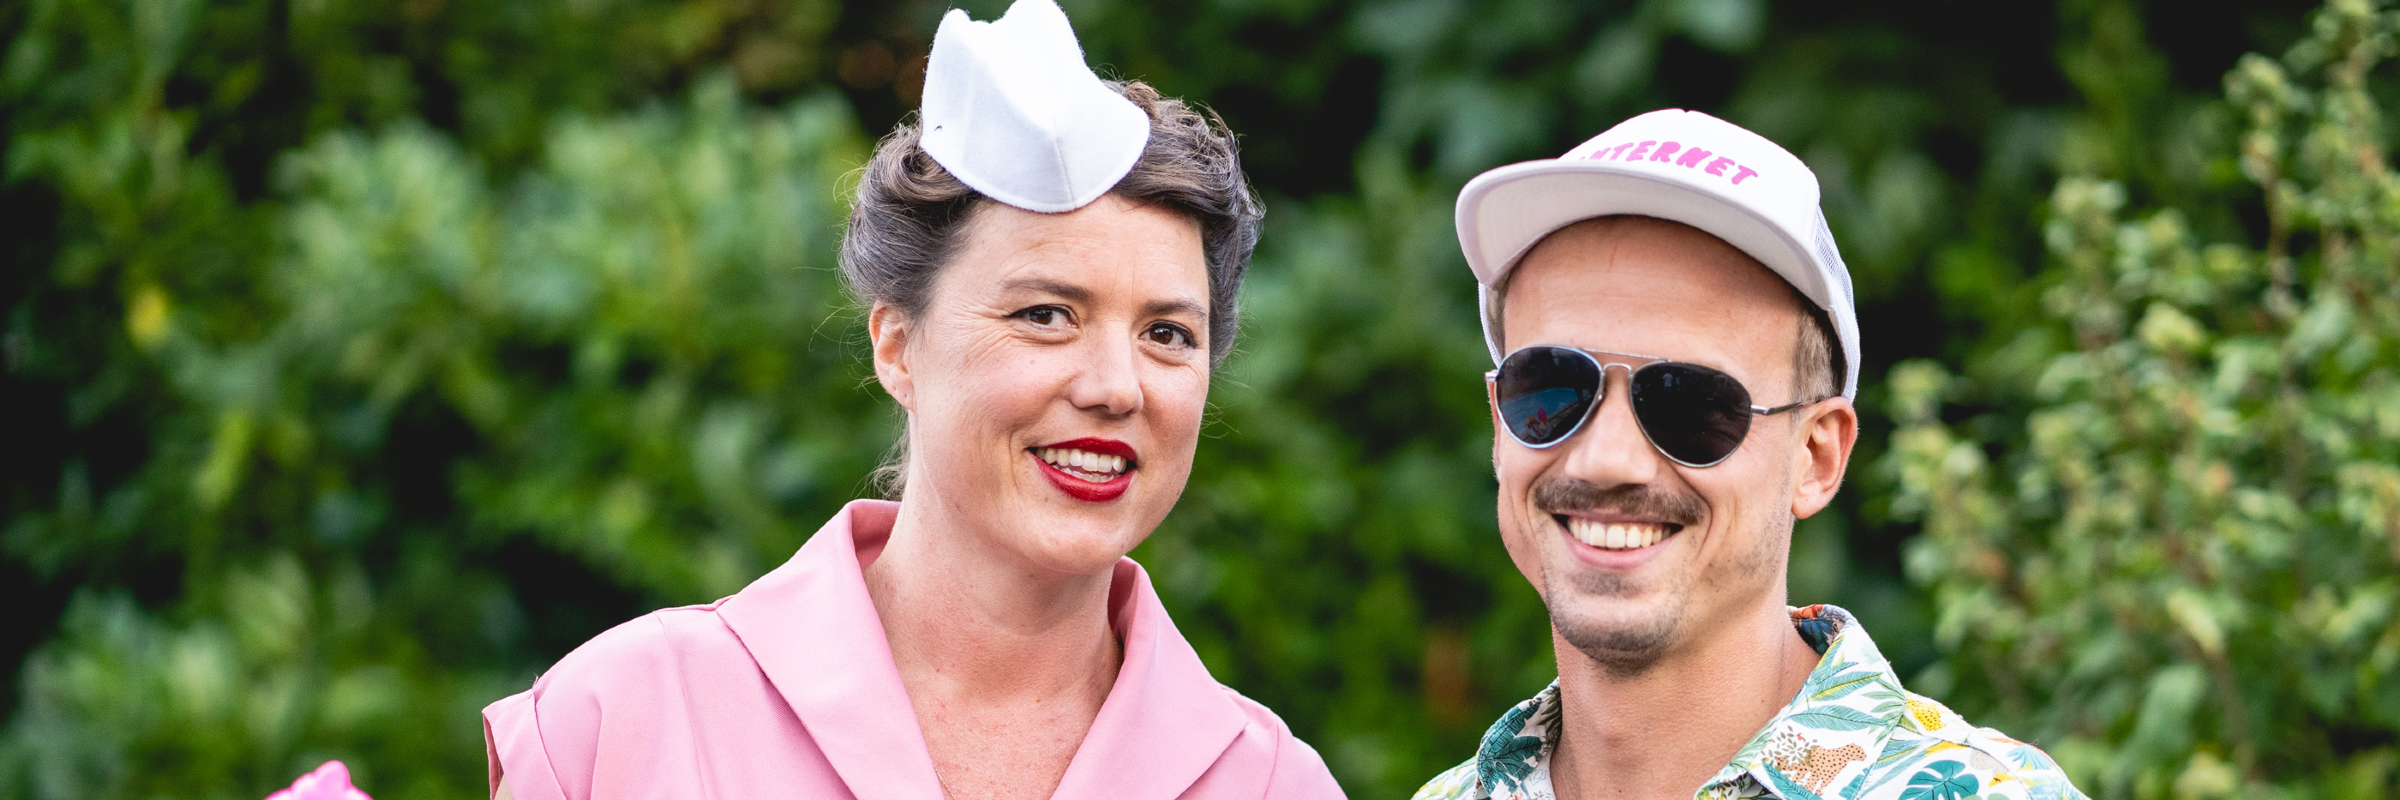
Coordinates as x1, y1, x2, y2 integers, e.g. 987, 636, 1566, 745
1413, 605, 2087, 800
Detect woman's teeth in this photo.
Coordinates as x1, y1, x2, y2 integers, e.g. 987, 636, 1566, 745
1036, 448, 1129, 482
1567, 518, 1672, 550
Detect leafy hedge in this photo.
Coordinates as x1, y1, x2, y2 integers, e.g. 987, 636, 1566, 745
3, 0, 2388, 799
1888, 4, 2400, 797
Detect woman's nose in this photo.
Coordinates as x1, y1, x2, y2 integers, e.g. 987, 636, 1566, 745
1065, 334, 1144, 416
1559, 367, 1662, 485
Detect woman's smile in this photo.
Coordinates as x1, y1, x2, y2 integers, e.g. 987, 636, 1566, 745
1033, 437, 1139, 501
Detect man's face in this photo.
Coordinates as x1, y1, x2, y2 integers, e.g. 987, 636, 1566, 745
1492, 216, 1849, 676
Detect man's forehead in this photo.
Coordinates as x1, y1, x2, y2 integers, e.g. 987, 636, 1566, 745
1525, 216, 1768, 277
1501, 217, 1800, 369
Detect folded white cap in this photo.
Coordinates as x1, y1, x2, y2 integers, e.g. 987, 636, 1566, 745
919, 0, 1151, 214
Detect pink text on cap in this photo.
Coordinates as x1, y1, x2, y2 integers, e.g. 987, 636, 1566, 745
1583, 139, 1760, 186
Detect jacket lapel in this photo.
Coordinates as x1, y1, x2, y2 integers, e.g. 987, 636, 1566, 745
719, 501, 1249, 800
1047, 559, 1251, 800
717, 500, 948, 800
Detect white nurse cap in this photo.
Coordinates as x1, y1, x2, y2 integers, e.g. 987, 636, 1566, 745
919, 0, 1151, 214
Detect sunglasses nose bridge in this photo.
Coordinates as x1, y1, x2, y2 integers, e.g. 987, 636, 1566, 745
1552, 368, 1668, 484
1592, 361, 1647, 404
1587, 364, 1640, 425
1593, 362, 1626, 400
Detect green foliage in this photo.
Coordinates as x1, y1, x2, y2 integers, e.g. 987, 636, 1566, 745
1886, 3, 2400, 798
6, 72, 879, 797
0, 0, 2360, 799
3, 4, 882, 796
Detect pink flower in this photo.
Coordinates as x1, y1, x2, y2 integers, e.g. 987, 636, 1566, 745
266, 760, 373, 800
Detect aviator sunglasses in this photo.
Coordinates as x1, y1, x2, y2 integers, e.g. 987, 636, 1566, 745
1486, 346, 1828, 467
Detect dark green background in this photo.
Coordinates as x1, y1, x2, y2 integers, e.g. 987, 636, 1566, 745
1, 0, 2369, 798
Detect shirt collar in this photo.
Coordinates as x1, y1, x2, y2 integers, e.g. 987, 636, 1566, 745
716, 499, 1250, 800
1467, 605, 1909, 800
1714, 605, 1908, 800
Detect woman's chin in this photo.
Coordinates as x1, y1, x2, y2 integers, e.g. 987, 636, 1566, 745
1006, 476, 1177, 568
1010, 519, 1153, 576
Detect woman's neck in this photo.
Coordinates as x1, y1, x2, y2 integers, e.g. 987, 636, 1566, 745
863, 498, 1124, 799
866, 498, 1123, 701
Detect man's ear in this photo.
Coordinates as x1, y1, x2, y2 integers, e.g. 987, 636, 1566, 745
1790, 396, 1858, 519
869, 303, 915, 411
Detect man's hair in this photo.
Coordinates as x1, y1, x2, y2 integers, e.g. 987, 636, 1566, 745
1788, 285, 1841, 402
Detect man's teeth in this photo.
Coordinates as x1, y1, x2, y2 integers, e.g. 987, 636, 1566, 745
1567, 518, 1672, 550
1036, 448, 1129, 482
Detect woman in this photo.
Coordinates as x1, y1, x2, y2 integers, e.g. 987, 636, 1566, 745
480, 2, 1343, 798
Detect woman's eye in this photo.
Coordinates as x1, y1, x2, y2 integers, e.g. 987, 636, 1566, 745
1015, 305, 1067, 326
1145, 323, 1196, 349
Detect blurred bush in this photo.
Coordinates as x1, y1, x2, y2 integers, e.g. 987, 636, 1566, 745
4, 61, 881, 800
1887, 2, 2400, 798
0, 0, 2371, 798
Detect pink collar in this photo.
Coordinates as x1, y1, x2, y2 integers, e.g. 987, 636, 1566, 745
716, 499, 1249, 800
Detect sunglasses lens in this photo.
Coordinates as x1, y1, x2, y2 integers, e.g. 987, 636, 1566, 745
1630, 363, 1754, 465
1495, 347, 1600, 446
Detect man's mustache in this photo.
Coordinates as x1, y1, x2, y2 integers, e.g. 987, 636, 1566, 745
1533, 477, 1704, 528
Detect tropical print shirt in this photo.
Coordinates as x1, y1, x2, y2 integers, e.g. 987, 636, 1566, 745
1414, 605, 2087, 800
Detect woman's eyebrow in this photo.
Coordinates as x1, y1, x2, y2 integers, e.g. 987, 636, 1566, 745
1142, 298, 1208, 320
998, 277, 1093, 303
1000, 277, 1204, 320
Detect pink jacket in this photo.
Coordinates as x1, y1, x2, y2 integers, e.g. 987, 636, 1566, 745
483, 499, 1344, 800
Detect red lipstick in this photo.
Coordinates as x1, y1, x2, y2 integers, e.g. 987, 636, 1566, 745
1043, 438, 1137, 461
1032, 438, 1137, 502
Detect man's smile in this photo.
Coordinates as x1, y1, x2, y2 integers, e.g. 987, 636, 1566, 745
1556, 514, 1683, 551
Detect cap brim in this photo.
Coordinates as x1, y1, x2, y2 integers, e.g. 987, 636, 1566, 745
1459, 160, 1833, 372
1458, 160, 1828, 302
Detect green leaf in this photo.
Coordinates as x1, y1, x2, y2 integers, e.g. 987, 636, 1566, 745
1787, 707, 1892, 733
1898, 761, 1979, 800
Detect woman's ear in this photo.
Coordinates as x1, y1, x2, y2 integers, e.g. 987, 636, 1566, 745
869, 303, 915, 411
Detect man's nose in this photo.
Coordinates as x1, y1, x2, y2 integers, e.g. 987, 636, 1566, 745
1558, 367, 1663, 486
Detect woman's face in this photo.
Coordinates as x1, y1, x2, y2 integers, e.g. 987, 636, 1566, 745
872, 194, 1212, 577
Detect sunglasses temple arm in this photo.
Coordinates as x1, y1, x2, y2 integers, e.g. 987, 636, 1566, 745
1753, 396, 1832, 416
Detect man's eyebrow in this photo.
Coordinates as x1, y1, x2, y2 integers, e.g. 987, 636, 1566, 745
998, 277, 1093, 303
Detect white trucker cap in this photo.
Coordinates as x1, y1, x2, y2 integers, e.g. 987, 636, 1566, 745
1456, 108, 1860, 399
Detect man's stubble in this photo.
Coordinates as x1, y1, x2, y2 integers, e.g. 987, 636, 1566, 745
1537, 474, 1793, 678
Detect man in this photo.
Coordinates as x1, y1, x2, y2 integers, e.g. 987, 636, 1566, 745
1415, 110, 2087, 800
